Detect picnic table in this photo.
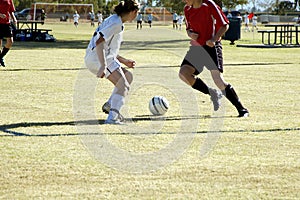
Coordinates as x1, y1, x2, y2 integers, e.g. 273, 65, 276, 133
258, 23, 299, 46
14, 20, 55, 42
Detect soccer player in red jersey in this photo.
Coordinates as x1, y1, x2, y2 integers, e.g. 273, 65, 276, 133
179, 0, 249, 117
0, 0, 17, 67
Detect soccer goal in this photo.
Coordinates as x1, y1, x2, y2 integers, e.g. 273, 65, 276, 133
32, 2, 94, 21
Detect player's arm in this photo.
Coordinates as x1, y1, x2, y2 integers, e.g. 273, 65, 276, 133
206, 24, 229, 47
95, 36, 107, 78
117, 55, 136, 68
10, 12, 17, 23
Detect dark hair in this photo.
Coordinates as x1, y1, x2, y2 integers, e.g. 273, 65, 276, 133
114, 0, 139, 16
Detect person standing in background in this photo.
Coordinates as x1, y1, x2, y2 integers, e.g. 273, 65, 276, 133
177, 12, 185, 30
147, 12, 153, 28
97, 11, 103, 26
73, 10, 80, 28
136, 12, 143, 29
0, 0, 17, 67
172, 11, 178, 29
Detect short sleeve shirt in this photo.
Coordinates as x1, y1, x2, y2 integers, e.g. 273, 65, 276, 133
87, 14, 124, 66
0, 0, 15, 24
184, 0, 229, 46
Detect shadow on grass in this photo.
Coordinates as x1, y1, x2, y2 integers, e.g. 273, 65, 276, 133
13, 40, 89, 50
1, 67, 84, 72
0, 115, 299, 137
12, 39, 190, 50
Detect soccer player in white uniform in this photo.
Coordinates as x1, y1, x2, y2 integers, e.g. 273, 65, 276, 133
243, 12, 250, 32
97, 11, 103, 26
177, 12, 185, 30
73, 11, 80, 27
84, 0, 139, 124
252, 14, 258, 31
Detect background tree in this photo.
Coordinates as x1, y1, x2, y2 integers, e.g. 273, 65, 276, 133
222, 0, 248, 10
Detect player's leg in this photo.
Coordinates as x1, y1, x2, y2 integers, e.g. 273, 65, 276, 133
179, 63, 221, 111
102, 68, 133, 114
0, 37, 13, 67
105, 67, 130, 124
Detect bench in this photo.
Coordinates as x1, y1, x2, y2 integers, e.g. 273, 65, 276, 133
258, 29, 299, 45
258, 30, 276, 45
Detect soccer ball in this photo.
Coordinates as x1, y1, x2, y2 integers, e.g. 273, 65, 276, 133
149, 96, 169, 115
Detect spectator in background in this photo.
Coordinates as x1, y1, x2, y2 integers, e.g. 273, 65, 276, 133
73, 10, 80, 28
41, 9, 46, 25
243, 12, 250, 32
147, 12, 153, 28
97, 11, 103, 26
90, 11, 95, 27
136, 12, 143, 29
177, 12, 185, 30
172, 11, 178, 29
0, 0, 17, 67
252, 14, 258, 31
227, 10, 232, 18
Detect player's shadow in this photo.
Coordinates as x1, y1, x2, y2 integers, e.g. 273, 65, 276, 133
1, 118, 299, 137
0, 114, 224, 137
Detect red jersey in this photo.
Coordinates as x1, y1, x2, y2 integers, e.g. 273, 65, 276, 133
0, 0, 15, 24
184, 0, 229, 46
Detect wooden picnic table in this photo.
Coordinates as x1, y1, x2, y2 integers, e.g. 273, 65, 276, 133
258, 23, 299, 46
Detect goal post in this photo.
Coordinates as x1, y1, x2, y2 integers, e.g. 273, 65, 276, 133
32, 2, 94, 21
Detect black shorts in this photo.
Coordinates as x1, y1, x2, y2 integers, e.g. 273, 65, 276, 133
137, 20, 142, 24
0, 24, 13, 39
173, 20, 178, 23
181, 41, 224, 74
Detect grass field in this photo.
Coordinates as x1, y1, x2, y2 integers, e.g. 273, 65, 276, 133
0, 21, 299, 199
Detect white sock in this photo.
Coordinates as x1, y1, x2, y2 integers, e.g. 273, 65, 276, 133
108, 87, 118, 105
107, 93, 125, 120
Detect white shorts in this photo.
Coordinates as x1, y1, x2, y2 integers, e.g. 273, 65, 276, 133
84, 48, 121, 78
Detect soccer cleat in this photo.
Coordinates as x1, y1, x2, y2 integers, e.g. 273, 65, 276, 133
0, 58, 5, 67
102, 102, 111, 114
104, 108, 125, 125
209, 88, 223, 111
104, 118, 124, 125
238, 109, 249, 117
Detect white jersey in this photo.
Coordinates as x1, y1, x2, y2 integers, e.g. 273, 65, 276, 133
97, 13, 103, 23
244, 14, 249, 24
73, 13, 80, 23
252, 16, 257, 26
85, 14, 124, 76
177, 15, 185, 24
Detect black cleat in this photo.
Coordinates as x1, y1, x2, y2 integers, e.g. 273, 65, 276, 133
0, 58, 5, 67
238, 109, 249, 117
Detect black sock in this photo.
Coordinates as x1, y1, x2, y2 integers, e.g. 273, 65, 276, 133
224, 84, 245, 111
192, 78, 209, 94
0, 47, 9, 59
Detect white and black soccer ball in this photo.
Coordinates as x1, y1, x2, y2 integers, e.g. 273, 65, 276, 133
149, 96, 169, 115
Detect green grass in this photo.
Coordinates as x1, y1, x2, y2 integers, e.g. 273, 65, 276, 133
0, 22, 299, 199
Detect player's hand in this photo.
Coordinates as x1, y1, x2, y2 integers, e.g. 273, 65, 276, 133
123, 59, 136, 68
187, 30, 199, 41
96, 65, 106, 78
206, 39, 215, 47
0, 14, 6, 19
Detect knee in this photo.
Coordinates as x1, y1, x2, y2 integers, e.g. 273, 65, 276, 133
179, 67, 193, 85
125, 71, 133, 85
179, 68, 188, 81
116, 80, 130, 96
